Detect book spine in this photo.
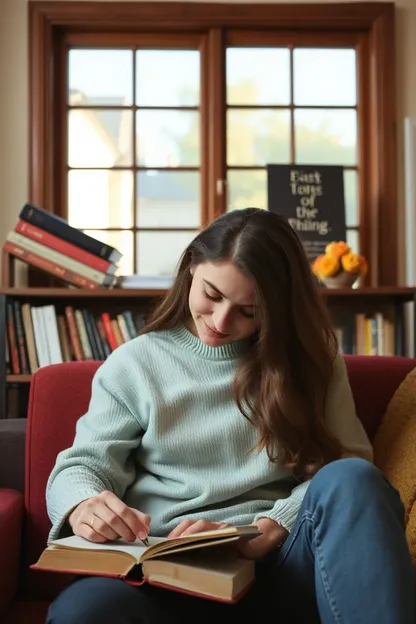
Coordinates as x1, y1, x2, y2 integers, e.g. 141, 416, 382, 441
21, 303, 39, 373
64, 306, 84, 361
111, 319, 124, 346
81, 310, 100, 360
3, 241, 100, 289
19, 204, 121, 262
101, 313, 119, 351
74, 310, 93, 359
57, 316, 72, 363
95, 318, 112, 358
30, 307, 50, 367
8, 232, 112, 285
6, 302, 20, 374
41, 305, 63, 364
13, 300, 30, 374
15, 220, 114, 274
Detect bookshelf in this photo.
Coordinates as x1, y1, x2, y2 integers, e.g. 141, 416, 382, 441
1, 285, 416, 420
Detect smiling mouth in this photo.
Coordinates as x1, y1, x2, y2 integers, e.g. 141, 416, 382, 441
204, 321, 229, 338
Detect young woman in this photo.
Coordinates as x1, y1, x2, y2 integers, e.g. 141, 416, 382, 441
46, 208, 415, 623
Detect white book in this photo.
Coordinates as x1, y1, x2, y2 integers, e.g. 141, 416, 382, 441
41, 305, 63, 364
31, 307, 50, 367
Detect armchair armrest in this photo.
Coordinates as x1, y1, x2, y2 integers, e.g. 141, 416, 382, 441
0, 489, 24, 616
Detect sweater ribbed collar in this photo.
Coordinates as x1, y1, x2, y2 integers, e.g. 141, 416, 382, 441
170, 325, 250, 361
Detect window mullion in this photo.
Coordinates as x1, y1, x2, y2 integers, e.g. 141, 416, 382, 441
206, 28, 227, 224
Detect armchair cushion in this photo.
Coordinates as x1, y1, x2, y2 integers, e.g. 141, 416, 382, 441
0, 489, 24, 616
373, 365, 416, 575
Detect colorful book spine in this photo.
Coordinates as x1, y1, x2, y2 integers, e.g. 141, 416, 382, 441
15, 220, 115, 275
3, 241, 101, 289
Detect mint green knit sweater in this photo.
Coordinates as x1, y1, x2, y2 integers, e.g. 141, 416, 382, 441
46, 326, 372, 540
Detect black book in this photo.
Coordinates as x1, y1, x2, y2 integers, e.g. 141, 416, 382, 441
19, 204, 122, 263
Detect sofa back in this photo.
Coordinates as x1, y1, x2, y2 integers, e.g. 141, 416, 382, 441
23, 355, 416, 599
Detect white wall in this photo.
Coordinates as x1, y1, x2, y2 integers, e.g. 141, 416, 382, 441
1, 0, 415, 281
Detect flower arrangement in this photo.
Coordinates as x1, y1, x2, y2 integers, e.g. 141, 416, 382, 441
312, 241, 368, 288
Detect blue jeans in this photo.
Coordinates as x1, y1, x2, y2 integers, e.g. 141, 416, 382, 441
47, 459, 415, 623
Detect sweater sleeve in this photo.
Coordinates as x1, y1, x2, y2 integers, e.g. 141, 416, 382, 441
254, 354, 373, 532
46, 351, 143, 540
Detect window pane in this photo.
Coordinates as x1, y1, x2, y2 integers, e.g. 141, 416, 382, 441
137, 171, 200, 228
69, 49, 133, 106
136, 50, 200, 106
226, 48, 290, 105
68, 170, 133, 229
294, 48, 356, 106
83, 230, 133, 275
227, 170, 267, 211
227, 110, 291, 166
344, 170, 358, 227
68, 110, 133, 168
295, 109, 357, 166
137, 231, 197, 275
136, 111, 199, 167
346, 229, 359, 255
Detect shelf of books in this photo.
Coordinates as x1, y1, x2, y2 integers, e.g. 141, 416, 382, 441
1, 204, 416, 419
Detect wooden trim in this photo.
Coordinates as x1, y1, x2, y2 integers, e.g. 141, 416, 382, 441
226, 30, 363, 48
29, 3, 54, 211
200, 35, 209, 229
368, 4, 397, 286
356, 33, 371, 285
65, 32, 204, 47
207, 28, 226, 222
29, 1, 398, 284
29, 2, 395, 29
2, 285, 416, 298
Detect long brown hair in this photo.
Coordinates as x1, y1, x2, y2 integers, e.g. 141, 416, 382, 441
143, 208, 343, 479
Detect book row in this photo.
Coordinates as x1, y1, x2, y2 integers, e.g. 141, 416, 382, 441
6, 300, 145, 375
334, 312, 396, 356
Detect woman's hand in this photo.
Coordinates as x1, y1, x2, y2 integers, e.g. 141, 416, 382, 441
68, 490, 151, 544
238, 517, 289, 560
168, 518, 232, 539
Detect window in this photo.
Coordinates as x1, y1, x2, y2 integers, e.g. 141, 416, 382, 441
29, 2, 396, 284
66, 41, 203, 276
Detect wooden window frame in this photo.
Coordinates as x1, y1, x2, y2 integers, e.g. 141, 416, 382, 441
29, 1, 396, 285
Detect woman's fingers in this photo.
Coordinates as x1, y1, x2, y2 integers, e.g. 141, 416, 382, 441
69, 491, 151, 543
168, 519, 231, 539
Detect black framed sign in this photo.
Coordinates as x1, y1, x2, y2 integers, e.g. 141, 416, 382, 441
267, 164, 347, 262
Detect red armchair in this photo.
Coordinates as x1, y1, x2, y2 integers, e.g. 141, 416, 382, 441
1, 356, 416, 623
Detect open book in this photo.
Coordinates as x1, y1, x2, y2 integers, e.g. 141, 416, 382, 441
32, 524, 260, 603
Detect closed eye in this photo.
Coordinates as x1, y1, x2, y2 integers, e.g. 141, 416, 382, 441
205, 291, 221, 302
240, 308, 255, 319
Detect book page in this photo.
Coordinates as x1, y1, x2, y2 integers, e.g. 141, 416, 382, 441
48, 525, 260, 564
48, 535, 166, 563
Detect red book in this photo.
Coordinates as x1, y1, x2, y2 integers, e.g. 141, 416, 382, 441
31, 526, 258, 604
3, 241, 100, 289
101, 313, 119, 351
15, 220, 115, 275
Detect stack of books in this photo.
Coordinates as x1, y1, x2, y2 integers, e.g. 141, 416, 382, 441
3, 204, 122, 289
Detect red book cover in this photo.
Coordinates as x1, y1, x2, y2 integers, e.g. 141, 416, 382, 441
101, 313, 119, 351
3, 241, 100, 289
15, 219, 114, 275
64, 307, 84, 361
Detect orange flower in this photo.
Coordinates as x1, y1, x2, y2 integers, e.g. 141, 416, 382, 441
312, 254, 340, 278
325, 241, 351, 258
341, 252, 362, 273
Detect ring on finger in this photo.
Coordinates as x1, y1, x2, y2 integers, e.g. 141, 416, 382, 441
90, 515, 96, 528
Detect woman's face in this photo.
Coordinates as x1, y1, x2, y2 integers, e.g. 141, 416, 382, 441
188, 260, 259, 346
